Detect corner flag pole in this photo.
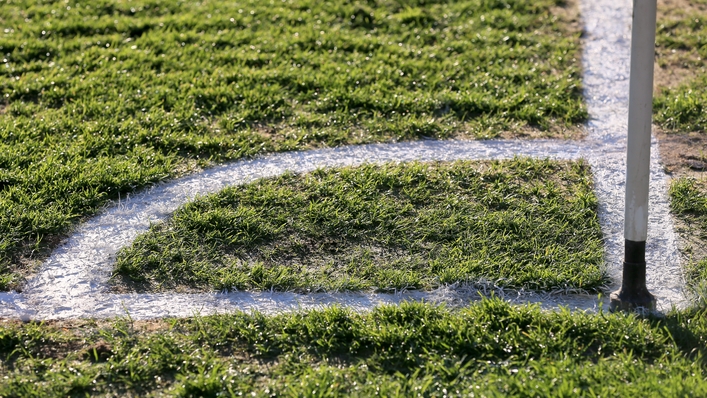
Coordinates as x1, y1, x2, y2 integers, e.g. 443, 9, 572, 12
610, 0, 658, 311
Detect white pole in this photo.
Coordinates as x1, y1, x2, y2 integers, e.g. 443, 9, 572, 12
611, 0, 657, 311
625, 0, 657, 244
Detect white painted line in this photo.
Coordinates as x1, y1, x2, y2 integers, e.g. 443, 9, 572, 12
0, 0, 688, 319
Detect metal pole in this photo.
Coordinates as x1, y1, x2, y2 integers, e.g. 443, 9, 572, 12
610, 0, 657, 311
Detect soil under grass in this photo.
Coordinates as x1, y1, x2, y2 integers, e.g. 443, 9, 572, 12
1, 299, 707, 397
113, 158, 605, 293
654, 0, 707, 291
0, 0, 585, 291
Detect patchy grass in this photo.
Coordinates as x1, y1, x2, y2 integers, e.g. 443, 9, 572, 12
114, 158, 605, 293
670, 177, 707, 289
1, 299, 707, 396
671, 178, 707, 233
654, 0, 707, 133
0, 0, 585, 290
655, 0, 707, 299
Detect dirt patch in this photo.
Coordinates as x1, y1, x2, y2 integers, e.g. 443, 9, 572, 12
654, 53, 705, 90
657, 129, 707, 176
81, 340, 114, 362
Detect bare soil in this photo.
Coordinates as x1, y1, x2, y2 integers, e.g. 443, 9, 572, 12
656, 129, 707, 176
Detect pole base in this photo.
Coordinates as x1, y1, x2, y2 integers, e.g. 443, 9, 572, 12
610, 257, 656, 313
609, 288, 656, 312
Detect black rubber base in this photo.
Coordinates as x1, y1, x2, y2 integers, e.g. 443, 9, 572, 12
610, 278, 656, 312
609, 240, 657, 312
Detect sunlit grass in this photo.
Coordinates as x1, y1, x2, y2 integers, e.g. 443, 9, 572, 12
654, 2, 707, 132
1, 299, 707, 396
114, 158, 605, 293
0, 0, 585, 290
670, 177, 707, 288
657, 4, 707, 309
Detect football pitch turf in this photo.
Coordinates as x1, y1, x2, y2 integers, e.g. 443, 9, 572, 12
113, 159, 605, 294
2, 300, 707, 397
655, 0, 707, 290
0, 0, 585, 290
1, 0, 707, 395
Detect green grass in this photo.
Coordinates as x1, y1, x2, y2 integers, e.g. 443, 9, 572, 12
114, 158, 605, 293
1, 299, 707, 397
654, 3, 707, 133
0, 0, 585, 291
670, 177, 707, 287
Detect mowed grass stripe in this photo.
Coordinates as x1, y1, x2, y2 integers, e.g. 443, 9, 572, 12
1, 299, 707, 396
0, 0, 584, 290
113, 158, 605, 293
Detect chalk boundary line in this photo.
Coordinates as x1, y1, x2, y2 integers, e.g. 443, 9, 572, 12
0, 0, 688, 319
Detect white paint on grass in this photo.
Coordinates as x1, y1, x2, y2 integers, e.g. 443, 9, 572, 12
0, 0, 688, 319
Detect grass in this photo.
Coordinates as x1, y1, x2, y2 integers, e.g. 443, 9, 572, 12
654, 1, 707, 132
1, 299, 707, 396
0, 0, 585, 291
670, 177, 707, 289
113, 158, 605, 293
2, 2, 705, 396
656, 3, 707, 295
